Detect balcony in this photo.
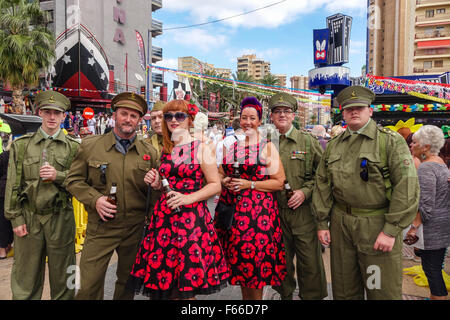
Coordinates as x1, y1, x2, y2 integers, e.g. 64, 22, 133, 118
151, 0, 162, 12
414, 47, 450, 59
152, 46, 162, 63
413, 66, 449, 74
416, 0, 450, 8
416, 13, 450, 26
415, 30, 450, 40
152, 73, 163, 87
151, 19, 163, 37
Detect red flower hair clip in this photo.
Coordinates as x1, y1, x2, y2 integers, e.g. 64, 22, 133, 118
187, 103, 199, 117
143, 154, 151, 161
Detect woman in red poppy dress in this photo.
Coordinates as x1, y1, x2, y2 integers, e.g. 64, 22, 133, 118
215, 97, 287, 300
128, 100, 229, 299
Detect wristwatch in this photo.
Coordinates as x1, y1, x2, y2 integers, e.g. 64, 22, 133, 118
251, 181, 255, 190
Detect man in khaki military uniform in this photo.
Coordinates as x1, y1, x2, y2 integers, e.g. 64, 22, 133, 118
312, 86, 420, 300
148, 100, 165, 156
66, 92, 159, 300
5, 91, 80, 300
269, 92, 327, 300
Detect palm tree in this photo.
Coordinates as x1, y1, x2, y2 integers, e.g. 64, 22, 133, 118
260, 73, 280, 87
0, 0, 55, 114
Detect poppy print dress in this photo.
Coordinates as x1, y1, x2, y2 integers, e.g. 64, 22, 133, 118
128, 140, 229, 299
215, 139, 287, 289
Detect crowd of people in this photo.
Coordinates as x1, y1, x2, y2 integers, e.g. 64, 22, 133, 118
0, 86, 448, 302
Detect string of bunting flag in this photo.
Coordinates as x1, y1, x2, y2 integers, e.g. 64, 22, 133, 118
366, 74, 450, 104
148, 64, 333, 106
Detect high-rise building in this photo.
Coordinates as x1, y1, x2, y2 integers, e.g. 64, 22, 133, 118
237, 54, 271, 80
367, 0, 450, 76
413, 0, 450, 74
290, 76, 310, 90
38, 0, 164, 92
273, 74, 287, 87
178, 56, 232, 79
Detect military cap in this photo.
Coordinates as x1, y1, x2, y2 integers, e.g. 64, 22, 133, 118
112, 92, 148, 116
35, 90, 70, 112
151, 100, 165, 113
269, 92, 298, 112
336, 85, 375, 109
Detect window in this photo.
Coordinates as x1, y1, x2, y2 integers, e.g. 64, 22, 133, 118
434, 60, 443, 68
436, 8, 445, 14
423, 61, 432, 69
426, 10, 434, 18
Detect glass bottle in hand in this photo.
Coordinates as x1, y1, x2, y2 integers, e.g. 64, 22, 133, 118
162, 177, 181, 213
284, 180, 294, 200
105, 183, 117, 220
41, 148, 51, 183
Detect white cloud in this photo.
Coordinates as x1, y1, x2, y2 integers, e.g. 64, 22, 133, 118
163, 0, 366, 29
156, 58, 178, 70
168, 28, 228, 52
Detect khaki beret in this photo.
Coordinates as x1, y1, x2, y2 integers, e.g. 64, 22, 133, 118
35, 91, 70, 112
112, 92, 148, 116
336, 86, 375, 109
269, 92, 298, 112
151, 100, 166, 113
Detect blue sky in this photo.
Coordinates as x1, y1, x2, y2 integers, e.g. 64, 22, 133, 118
153, 0, 369, 88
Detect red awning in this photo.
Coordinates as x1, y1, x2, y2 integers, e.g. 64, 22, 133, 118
417, 39, 450, 49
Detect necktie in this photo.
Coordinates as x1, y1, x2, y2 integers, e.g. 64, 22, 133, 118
120, 139, 131, 152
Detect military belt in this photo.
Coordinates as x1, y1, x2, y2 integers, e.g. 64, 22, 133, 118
334, 201, 387, 216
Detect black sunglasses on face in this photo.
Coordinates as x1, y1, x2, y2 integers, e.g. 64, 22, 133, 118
163, 112, 188, 122
360, 159, 368, 182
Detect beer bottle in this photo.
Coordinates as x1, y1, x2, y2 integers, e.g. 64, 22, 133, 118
284, 180, 294, 200
162, 177, 181, 213
41, 148, 51, 183
105, 183, 117, 220
232, 161, 240, 179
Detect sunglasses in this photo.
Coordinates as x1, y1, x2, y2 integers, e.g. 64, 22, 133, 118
100, 164, 107, 185
360, 159, 368, 182
163, 112, 188, 122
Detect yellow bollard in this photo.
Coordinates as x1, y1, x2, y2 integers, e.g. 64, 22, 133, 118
72, 197, 88, 253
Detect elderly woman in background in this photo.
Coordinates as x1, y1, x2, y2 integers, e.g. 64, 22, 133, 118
408, 125, 449, 300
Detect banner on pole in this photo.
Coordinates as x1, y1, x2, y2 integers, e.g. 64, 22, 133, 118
135, 30, 146, 72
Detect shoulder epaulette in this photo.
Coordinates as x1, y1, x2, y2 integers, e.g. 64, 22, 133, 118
378, 126, 400, 137
13, 132, 34, 142
65, 135, 81, 144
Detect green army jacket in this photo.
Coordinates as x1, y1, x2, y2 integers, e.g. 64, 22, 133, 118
65, 130, 159, 227
4, 129, 80, 228
312, 119, 420, 237
276, 126, 323, 209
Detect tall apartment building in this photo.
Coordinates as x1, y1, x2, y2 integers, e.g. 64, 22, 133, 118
367, 0, 450, 76
414, 0, 450, 74
273, 74, 287, 87
290, 76, 309, 90
38, 0, 164, 92
237, 54, 271, 80
366, 0, 415, 76
178, 56, 232, 79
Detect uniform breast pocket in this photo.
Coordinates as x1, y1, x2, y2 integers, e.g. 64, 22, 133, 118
359, 152, 383, 185
327, 153, 341, 181
54, 157, 68, 171
134, 161, 150, 188
23, 156, 41, 181
289, 154, 306, 177
87, 160, 109, 187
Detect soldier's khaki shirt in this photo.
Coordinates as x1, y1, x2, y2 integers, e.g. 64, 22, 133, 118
66, 131, 159, 227
276, 126, 323, 209
312, 119, 419, 237
5, 129, 80, 228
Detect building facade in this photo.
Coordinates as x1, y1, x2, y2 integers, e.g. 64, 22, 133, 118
178, 56, 232, 79
273, 74, 287, 87
367, 0, 450, 76
414, 0, 450, 75
290, 76, 310, 90
38, 0, 163, 97
237, 54, 271, 80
